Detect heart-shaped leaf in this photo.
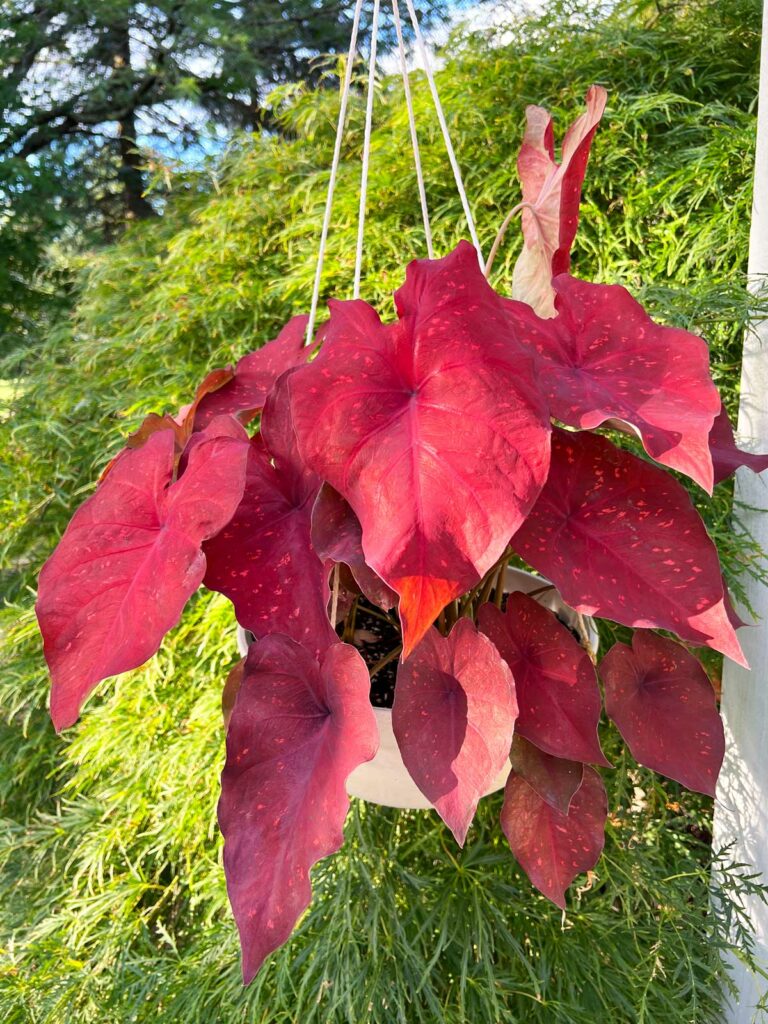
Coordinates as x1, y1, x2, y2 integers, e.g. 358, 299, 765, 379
501, 764, 607, 907
289, 241, 551, 656
511, 428, 745, 665
392, 618, 518, 844
478, 591, 607, 764
600, 631, 725, 796
709, 404, 768, 485
509, 734, 585, 815
508, 275, 721, 491
219, 635, 378, 982
203, 436, 335, 657
195, 314, 311, 429
37, 428, 249, 730
512, 86, 607, 317
311, 484, 397, 610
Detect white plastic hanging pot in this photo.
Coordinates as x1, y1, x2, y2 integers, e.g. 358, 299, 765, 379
237, 567, 598, 811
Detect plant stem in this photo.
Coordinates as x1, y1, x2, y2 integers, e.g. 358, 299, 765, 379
492, 559, 507, 608
342, 596, 359, 643
369, 645, 402, 678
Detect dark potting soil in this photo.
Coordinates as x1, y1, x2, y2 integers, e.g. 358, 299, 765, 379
336, 600, 400, 709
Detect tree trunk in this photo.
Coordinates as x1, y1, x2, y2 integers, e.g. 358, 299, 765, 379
112, 18, 156, 220
118, 111, 156, 220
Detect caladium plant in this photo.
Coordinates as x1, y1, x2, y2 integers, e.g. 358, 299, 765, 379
36, 87, 768, 983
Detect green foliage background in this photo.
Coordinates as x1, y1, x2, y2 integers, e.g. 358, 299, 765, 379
1, 1, 767, 1020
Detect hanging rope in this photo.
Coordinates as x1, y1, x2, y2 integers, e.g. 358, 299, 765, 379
402, 0, 483, 266
305, 0, 365, 346
392, 0, 434, 258
353, 0, 381, 299
307, 0, 481, 343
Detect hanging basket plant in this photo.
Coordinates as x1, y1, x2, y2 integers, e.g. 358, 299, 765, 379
34, 1, 768, 986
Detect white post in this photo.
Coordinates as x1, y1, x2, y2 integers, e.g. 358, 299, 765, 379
713, 0, 768, 1017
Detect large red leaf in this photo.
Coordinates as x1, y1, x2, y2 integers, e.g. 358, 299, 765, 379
709, 404, 768, 485
311, 483, 397, 610
501, 764, 607, 908
202, 437, 335, 657
600, 631, 724, 796
37, 429, 249, 730
289, 241, 551, 656
219, 634, 378, 982
507, 275, 721, 492
512, 86, 607, 317
512, 429, 745, 665
478, 592, 608, 765
194, 315, 311, 429
509, 734, 585, 815
391, 619, 518, 844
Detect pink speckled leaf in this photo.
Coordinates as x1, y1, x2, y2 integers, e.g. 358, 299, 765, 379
219, 635, 378, 982
511, 428, 745, 665
311, 484, 397, 610
600, 631, 724, 796
203, 436, 335, 657
289, 241, 551, 656
37, 429, 249, 731
392, 619, 518, 844
501, 764, 607, 908
512, 86, 607, 317
507, 275, 721, 492
478, 592, 608, 765
509, 734, 585, 815
709, 404, 768, 485
194, 315, 311, 429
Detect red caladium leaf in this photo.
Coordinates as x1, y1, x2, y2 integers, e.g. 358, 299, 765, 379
507, 275, 721, 492
600, 631, 725, 796
124, 368, 236, 453
512, 429, 745, 665
501, 764, 607, 907
311, 484, 397, 610
194, 315, 311, 430
37, 429, 249, 731
219, 634, 378, 982
478, 592, 608, 765
509, 734, 585, 815
289, 241, 551, 656
203, 437, 335, 657
392, 619, 518, 844
512, 86, 607, 317
709, 404, 768, 485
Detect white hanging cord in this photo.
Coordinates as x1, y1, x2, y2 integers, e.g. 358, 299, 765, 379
402, 0, 483, 266
392, 0, 434, 259
353, 0, 381, 299
306, 0, 365, 346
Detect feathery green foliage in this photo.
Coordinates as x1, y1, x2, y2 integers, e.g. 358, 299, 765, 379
2, 1, 767, 1020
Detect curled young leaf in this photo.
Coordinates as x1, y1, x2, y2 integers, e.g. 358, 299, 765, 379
392, 618, 518, 845
37, 429, 249, 730
600, 631, 725, 796
512, 429, 745, 665
512, 86, 607, 317
501, 764, 607, 908
478, 592, 607, 765
290, 241, 551, 656
219, 635, 378, 982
